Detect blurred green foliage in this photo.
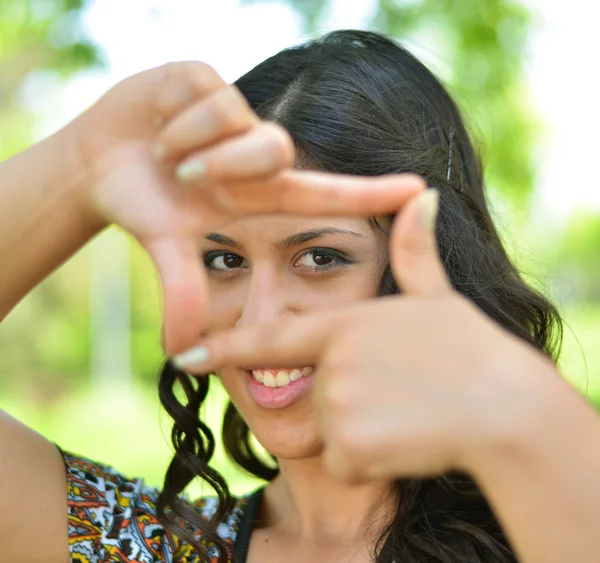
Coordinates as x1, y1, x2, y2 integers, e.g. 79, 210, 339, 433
0, 0, 102, 157
550, 213, 600, 302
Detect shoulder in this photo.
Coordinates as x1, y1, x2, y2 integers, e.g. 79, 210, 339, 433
62, 451, 250, 563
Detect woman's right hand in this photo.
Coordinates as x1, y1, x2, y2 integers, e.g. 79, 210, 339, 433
70, 61, 425, 353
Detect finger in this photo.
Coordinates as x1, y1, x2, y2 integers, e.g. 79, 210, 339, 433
389, 189, 452, 297
171, 310, 345, 373
176, 122, 294, 185
276, 171, 427, 216
158, 85, 257, 159
143, 236, 209, 355
203, 170, 427, 217
153, 61, 227, 124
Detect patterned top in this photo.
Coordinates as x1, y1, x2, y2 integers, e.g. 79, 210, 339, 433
62, 451, 250, 563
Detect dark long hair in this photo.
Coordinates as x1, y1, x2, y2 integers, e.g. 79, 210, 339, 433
156, 30, 562, 562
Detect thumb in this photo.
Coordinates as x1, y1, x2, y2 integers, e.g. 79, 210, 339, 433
389, 189, 451, 297
144, 236, 209, 355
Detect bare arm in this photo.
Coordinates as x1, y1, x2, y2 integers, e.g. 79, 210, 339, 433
0, 118, 104, 563
0, 412, 70, 563
0, 124, 104, 321
471, 377, 600, 563
0, 122, 100, 563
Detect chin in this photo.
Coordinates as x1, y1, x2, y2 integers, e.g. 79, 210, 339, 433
255, 429, 324, 461
243, 408, 324, 461
218, 370, 324, 461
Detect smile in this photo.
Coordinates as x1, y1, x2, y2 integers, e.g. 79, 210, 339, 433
251, 367, 314, 388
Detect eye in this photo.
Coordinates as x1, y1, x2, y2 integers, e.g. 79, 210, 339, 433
204, 251, 246, 271
294, 248, 352, 272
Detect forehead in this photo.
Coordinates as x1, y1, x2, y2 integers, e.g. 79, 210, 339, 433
214, 215, 377, 242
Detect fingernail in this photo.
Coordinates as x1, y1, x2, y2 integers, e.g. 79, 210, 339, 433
177, 159, 207, 183
172, 346, 210, 369
417, 189, 439, 231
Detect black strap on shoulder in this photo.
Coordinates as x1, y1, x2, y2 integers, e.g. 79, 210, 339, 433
234, 488, 264, 562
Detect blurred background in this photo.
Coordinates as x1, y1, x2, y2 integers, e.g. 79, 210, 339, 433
1, 0, 599, 495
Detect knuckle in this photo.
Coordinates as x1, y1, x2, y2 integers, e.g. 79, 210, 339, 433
322, 375, 354, 412
261, 122, 295, 168
321, 372, 362, 419
210, 89, 253, 132
156, 62, 225, 116
154, 63, 179, 114
183, 61, 223, 92
207, 185, 236, 213
159, 60, 180, 81
322, 339, 351, 374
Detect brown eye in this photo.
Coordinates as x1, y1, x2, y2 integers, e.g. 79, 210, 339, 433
312, 252, 333, 266
205, 252, 246, 271
295, 249, 351, 271
223, 254, 244, 268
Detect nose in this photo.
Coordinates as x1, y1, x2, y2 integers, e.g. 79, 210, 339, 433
235, 269, 291, 329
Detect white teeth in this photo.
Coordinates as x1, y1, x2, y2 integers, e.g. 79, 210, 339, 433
251, 367, 314, 387
263, 372, 276, 387
275, 370, 291, 387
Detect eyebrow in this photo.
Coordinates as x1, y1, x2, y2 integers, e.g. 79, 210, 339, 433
205, 228, 366, 249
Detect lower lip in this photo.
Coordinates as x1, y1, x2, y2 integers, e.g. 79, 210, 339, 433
246, 371, 314, 409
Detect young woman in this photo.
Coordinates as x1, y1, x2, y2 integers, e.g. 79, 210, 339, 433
1, 30, 599, 563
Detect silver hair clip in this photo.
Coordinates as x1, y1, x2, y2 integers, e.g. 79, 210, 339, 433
446, 127, 455, 183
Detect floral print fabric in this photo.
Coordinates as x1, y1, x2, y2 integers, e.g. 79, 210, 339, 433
62, 452, 248, 563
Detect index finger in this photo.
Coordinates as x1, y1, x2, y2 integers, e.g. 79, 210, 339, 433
280, 171, 427, 216
154, 61, 227, 124
172, 309, 345, 374
222, 171, 427, 217
144, 236, 209, 355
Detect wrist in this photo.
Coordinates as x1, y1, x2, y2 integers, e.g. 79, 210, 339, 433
55, 114, 110, 233
460, 360, 600, 563
0, 115, 109, 318
458, 345, 563, 478
464, 355, 591, 484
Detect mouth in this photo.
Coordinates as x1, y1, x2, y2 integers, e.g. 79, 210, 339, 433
249, 367, 315, 388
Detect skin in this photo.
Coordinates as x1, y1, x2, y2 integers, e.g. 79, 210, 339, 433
183, 191, 600, 563
0, 62, 424, 563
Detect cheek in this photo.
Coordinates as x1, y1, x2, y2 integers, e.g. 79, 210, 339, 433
206, 270, 379, 333
306, 267, 381, 308
205, 281, 247, 332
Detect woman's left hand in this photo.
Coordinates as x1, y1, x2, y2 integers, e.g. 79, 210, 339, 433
175, 189, 564, 483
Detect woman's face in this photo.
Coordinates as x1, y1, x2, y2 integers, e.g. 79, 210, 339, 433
205, 215, 388, 460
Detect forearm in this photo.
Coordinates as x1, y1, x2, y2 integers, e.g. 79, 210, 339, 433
0, 123, 105, 320
472, 378, 600, 563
